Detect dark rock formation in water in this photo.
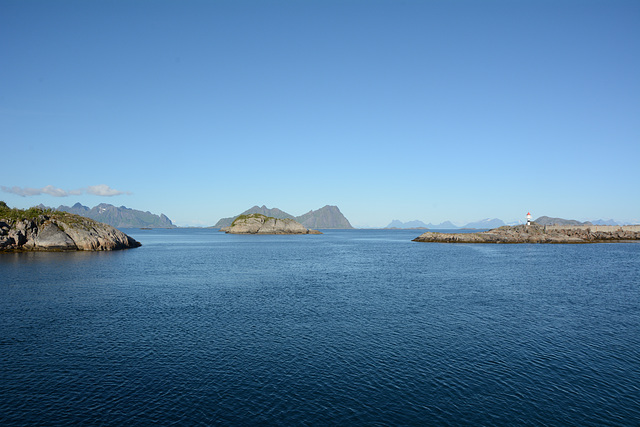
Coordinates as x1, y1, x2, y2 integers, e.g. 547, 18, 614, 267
413, 224, 640, 244
1, 203, 141, 251
220, 214, 322, 235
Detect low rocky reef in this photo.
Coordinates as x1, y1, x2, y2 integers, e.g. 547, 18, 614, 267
220, 213, 322, 235
413, 224, 640, 244
1, 203, 141, 251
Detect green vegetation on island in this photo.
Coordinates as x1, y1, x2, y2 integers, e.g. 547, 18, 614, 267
0, 201, 54, 221
231, 213, 277, 226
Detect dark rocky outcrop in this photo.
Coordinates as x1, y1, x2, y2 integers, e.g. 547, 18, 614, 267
413, 224, 640, 244
33, 221, 77, 250
1, 203, 141, 251
220, 214, 322, 235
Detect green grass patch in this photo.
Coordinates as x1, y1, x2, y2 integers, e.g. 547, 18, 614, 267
0, 201, 55, 221
231, 213, 277, 226
0, 202, 96, 230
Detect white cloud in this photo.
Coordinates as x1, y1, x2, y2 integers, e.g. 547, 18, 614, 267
86, 184, 130, 196
1, 185, 67, 197
41, 185, 69, 197
1, 184, 130, 197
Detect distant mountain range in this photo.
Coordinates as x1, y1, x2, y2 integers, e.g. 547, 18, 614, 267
462, 218, 506, 229
386, 220, 430, 229
534, 217, 628, 226
534, 216, 591, 226
385, 218, 505, 229
530, 217, 635, 226
386, 216, 632, 229
386, 219, 459, 229
36, 202, 631, 230
55, 203, 176, 228
590, 219, 623, 226
215, 205, 353, 229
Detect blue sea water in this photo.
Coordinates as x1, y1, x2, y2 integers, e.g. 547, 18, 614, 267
1, 228, 639, 426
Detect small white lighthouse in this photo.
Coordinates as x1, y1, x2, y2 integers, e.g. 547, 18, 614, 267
526, 212, 532, 226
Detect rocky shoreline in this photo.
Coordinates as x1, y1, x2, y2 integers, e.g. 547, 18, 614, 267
413, 224, 640, 244
1, 206, 141, 251
220, 213, 322, 235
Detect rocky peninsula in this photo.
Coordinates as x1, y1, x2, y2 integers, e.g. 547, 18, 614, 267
413, 224, 640, 244
220, 213, 322, 235
1, 202, 141, 251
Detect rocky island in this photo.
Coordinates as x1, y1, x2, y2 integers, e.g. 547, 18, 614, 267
220, 213, 322, 235
1, 202, 141, 251
215, 205, 353, 229
413, 224, 640, 244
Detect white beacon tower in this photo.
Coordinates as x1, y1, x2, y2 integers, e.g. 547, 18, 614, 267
526, 212, 532, 226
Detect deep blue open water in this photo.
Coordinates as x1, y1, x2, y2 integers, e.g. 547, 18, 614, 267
1, 228, 639, 426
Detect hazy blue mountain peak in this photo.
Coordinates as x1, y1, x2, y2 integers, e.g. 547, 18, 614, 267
56, 203, 175, 229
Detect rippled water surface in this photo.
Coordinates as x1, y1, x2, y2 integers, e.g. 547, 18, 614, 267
1, 229, 639, 425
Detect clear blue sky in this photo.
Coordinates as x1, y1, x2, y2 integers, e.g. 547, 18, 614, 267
2, 0, 639, 227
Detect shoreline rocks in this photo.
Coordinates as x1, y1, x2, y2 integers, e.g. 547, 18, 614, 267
1, 210, 141, 251
412, 224, 640, 244
220, 213, 322, 235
